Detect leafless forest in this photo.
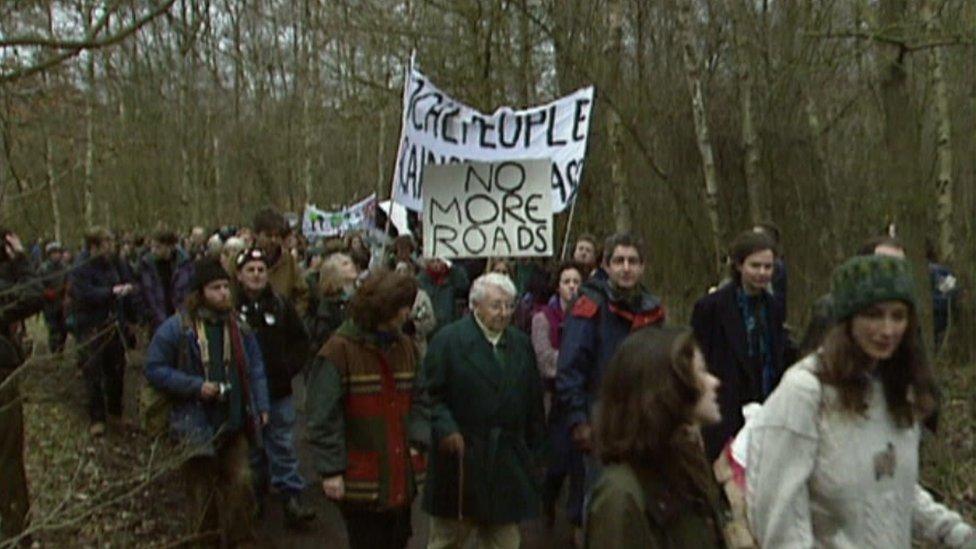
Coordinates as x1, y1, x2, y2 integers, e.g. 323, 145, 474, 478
1, 2, 975, 546
1, 0, 974, 337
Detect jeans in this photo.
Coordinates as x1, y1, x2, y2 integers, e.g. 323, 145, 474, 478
251, 395, 305, 497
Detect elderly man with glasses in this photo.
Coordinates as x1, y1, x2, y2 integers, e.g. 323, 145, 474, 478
421, 272, 546, 549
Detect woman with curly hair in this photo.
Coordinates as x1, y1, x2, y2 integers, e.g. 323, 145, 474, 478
305, 269, 429, 549
586, 326, 726, 548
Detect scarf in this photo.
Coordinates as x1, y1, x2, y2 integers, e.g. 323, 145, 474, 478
192, 311, 256, 440
735, 286, 774, 399
540, 295, 564, 349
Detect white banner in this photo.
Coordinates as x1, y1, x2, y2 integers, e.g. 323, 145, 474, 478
422, 160, 552, 259
302, 194, 377, 240
392, 60, 594, 214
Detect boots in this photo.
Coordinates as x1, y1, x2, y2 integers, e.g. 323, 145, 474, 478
282, 494, 315, 528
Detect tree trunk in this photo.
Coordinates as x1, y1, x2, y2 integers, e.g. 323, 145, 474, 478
607, 0, 630, 233
178, 0, 193, 225
44, 6, 62, 242
301, 0, 314, 205
878, 0, 919, 231
518, 0, 532, 106
803, 95, 844, 261
83, 39, 96, 229
679, 0, 724, 274
924, 3, 954, 264
376, 112, 386, 200
733, 5, 767, 224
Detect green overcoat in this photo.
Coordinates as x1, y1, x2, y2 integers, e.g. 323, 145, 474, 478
421, 315, 546, 525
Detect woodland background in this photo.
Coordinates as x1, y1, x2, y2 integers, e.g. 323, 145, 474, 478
0, 2, 974, 545
1, 0, 974, 339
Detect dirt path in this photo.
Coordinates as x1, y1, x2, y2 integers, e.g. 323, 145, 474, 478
20, 319, 574, 547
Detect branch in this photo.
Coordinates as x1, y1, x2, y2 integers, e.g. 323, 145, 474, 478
807, 29, 973, 52
0, 0, 178, 84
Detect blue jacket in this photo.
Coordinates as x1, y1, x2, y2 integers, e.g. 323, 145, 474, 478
138, 248, 194, 330
145, 312, 270, 455
68, 251, 140, 335
555, 279, 665, 429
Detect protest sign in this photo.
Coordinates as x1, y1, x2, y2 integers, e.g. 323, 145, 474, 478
392, 60, 593, 214
422, 159, 552, 259
302, 194, 377, 240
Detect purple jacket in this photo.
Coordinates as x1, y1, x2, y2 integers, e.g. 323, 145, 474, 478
139, 248, 194, 330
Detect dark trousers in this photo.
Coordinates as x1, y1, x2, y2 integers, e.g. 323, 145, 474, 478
80, 331, 125, 423
182, 432, 256, 548
341, 506, 412, 549
0, 377, 30, 543
43, 315, 67, 355
543, 413, 585, 526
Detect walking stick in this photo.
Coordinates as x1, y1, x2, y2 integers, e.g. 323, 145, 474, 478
457, 446, 465, 520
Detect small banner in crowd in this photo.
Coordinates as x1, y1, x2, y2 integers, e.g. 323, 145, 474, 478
302, 194, 377, 239
422, 159, 552, 259
392, 59, 594, 214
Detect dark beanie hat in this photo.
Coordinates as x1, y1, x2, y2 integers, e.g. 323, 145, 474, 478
235, 247, 268, 270
831, 255, 916, 321
192, 257, 230, 291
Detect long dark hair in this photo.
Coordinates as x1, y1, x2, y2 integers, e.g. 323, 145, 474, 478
818, 309, 937, 428
595, 327, 716, 500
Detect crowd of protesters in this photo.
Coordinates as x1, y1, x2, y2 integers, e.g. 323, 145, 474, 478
0, 208, 973, 549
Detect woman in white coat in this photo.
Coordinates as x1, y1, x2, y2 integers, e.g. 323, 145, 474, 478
747, 255, 974, 548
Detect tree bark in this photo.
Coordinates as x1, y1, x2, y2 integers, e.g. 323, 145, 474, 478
607, 0, 630, 233
83, 6, 97, 230
679, 0, 724, 274
733, 3, 767, 224
301, 0, 314, 205
44, 5, 62, 242
803, 95, 844, 261
924, 2, 954, 264
178, 0, 193, 225
878, 0, 919, 230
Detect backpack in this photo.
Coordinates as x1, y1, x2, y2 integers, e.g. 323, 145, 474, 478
139, 314, 192, 437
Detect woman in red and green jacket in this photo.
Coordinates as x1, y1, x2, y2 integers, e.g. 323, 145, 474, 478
305, 269, 429, 549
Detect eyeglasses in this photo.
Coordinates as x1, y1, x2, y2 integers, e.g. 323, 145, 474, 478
484, 301, 516, 313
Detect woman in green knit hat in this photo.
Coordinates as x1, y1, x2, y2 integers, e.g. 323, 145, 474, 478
746, 255, 975, 547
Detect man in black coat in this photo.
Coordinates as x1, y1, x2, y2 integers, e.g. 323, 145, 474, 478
234, 248, 315, 527
692, 230, 786, 461
69, 228, 139, 437
0, 229, 45, 544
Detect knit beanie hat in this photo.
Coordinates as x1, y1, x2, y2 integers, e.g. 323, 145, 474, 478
831, 255, 916, 321
235, 247, 268, 270
192, 257, 230, 291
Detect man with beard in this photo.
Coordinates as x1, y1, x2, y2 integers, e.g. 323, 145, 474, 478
234, 248, 315, 527
0, 229, 45, 545
145, 257, 270, 546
